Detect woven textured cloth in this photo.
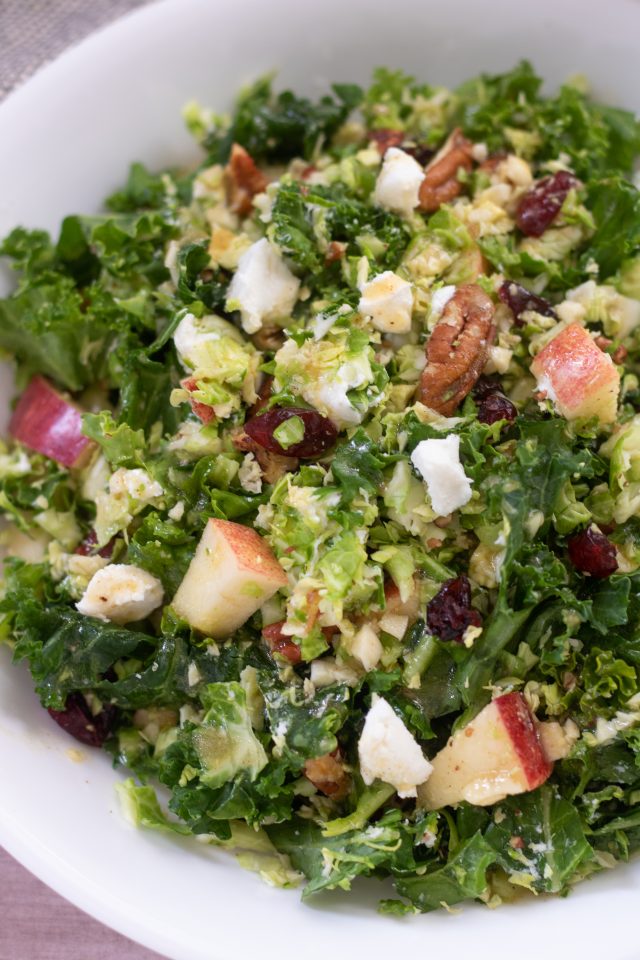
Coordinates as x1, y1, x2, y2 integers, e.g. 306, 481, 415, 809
0, 0, 151, 98
0, 6, 165, 959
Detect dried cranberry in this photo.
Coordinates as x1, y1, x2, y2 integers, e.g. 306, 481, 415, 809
472, 378, 517, 425
497, 281, 556, 325
567, 526, 618, 578
48, 692, 118, 747
262, 621, 302, 665
427, 575, 482, 642
74, 530, 113, 559
477, 394, 517, 425
516, 170, 578, 237
473, 377, 502, 401
244, 407, 337, 458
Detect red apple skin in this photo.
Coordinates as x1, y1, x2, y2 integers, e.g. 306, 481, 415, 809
530, 323, 619, 424
418, 691, 553, 809
181, 377, 216, 425
9, 376, 94, 468
494, 692, 553, 789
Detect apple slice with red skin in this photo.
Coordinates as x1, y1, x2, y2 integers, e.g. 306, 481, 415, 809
530, 323, 620, 425
172, 518, 288, 638
180, 377, 216, 425
418, 692, 552, 810
9, 375, 94, 468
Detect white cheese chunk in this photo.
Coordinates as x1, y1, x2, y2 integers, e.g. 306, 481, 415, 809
76, 564, 164, 625
350, 623, 383, 672
168, 501, 185, 521
410, 434, 473, 516
109, 468, 163, 502
225, 238, 300, 334
358, 272, 413, 333
429, 284, 456, 319
358, 695, 432, 798
373, 148, 425, 218
304, 360, 369, 429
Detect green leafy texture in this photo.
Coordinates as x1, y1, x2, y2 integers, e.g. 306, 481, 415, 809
127, 513, 196, 596
455, 61, 640, 179
269, 181, 410, 278
106, 163, 192, 213
81, 412, 146, 468
330, 429, 386, 503
267, 809, 413, 898
190, 682, 268, 788
259, 669, 350, 763
484, 787, 594, 894
583, 178, 640, 279
272, 416, 305, 450
0, 275, 122, 391
393, 833, 496, 912
449, 417, 601, 706
116, 779, 191, 835
4, 566, 222, 711
201, 76, 363, 163
118, 779, 302, 886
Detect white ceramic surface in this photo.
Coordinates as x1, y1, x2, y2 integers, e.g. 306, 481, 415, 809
1, 1, 640, 957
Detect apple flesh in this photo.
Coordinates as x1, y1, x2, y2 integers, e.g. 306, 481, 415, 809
9, 376, 94, 468
418, 692, 552, 810
383, 578, 420, 621
172, 518, 288, 638
530, 323, 619, 425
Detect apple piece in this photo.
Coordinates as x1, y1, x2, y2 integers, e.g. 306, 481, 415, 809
180, 377, 216, 425
530, 323, 619, 425
9, 375, 94, 468
383, 578, 420, 621
172, 518, 288, 638
418, 692, 552, 810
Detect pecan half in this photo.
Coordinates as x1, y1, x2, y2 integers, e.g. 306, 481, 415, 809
419, 128, 473, 213
418, 284, 496, 415
369, 128, 405, 155
233, 428, 298, 484
304, 749, 351, 799
224, 143, 268, 218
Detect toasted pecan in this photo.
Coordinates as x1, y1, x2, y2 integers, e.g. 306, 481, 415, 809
418, 128, 473, 213
304, 749, 351, 799
224, 143, 268, 218
418, 284, 496, 415
233, 428, 298, 484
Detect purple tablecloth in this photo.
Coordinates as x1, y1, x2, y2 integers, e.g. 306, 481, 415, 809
0, 7, 168, 956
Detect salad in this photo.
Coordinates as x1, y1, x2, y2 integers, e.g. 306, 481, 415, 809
1, 62, 640, 914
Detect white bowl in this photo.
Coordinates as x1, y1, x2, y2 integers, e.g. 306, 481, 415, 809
1, 1, 640, 958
